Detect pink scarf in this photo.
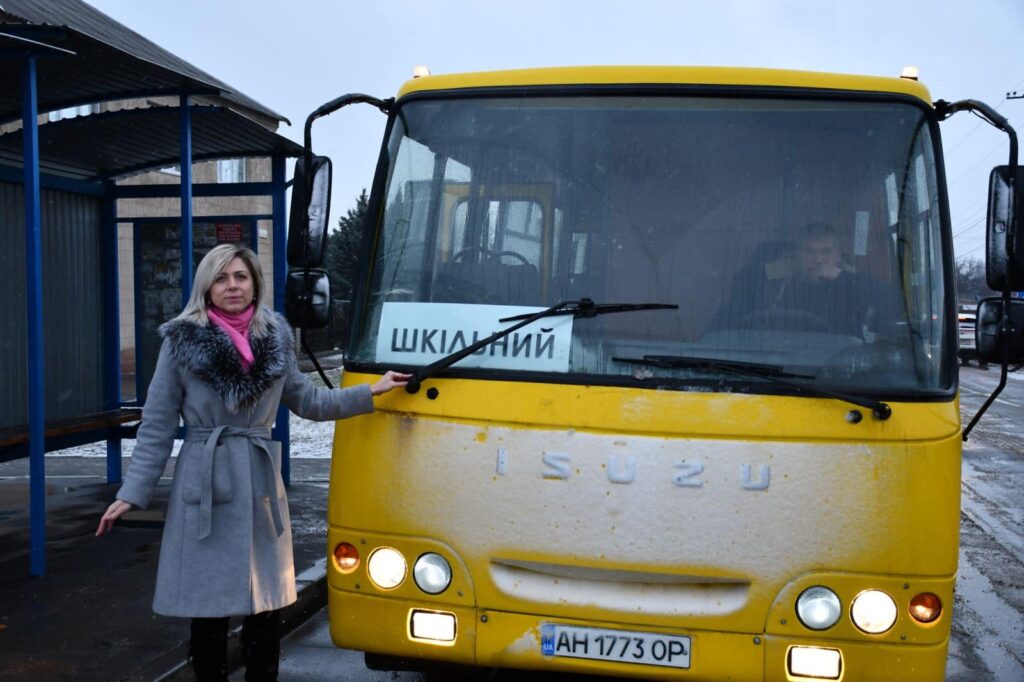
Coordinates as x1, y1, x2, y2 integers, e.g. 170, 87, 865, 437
207, 305, 256, 372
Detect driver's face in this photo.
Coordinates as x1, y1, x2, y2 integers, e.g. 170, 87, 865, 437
798, 237, 842, 281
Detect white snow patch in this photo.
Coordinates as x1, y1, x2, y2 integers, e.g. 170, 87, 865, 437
45, 412, 336, 459
504, 625, 541, 655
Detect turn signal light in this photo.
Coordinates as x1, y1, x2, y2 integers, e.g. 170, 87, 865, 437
333, 542, 360, 574
909, 592, 942, 623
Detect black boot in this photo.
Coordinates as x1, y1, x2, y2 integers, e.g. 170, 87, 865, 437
190, 617, 230, 682
241, 609, 281, 682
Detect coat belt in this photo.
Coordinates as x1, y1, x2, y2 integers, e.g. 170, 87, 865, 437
184, 426, 283, 541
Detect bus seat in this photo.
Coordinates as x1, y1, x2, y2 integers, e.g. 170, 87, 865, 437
435, 259, 540, 305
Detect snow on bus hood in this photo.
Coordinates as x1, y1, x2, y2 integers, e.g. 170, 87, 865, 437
379, 418, 958, 625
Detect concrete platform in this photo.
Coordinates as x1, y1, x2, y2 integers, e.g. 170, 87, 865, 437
0, 455, 333, 682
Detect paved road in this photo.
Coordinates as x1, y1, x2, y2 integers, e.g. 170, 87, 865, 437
262, 366, 1024, 681
947, 365, 1024, 681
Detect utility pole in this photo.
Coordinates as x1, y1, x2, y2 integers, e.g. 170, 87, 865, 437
1008, 90, 1023, 100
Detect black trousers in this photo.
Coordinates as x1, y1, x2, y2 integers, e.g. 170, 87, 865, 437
190, 609, 281, 682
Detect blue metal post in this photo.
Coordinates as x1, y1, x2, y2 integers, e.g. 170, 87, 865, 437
180, 94, 193, 305
132, 222, 145, 403
23, 56, 46, 577
102, 180, 122, 483
271, 155, 291, 486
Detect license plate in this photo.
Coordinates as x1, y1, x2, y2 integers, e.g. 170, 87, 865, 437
540, 623, 691, 669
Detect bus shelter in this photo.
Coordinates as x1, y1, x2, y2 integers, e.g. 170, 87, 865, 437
0, 0, 303, 575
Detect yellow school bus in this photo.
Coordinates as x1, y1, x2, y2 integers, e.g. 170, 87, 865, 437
321, 66, 971, 681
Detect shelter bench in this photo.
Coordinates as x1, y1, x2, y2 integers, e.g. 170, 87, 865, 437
0, 408, 142, 461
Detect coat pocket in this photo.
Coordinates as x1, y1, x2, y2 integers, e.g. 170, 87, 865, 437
179, 444, 235, 504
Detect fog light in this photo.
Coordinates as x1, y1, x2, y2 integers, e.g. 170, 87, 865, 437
909, 592, 942, 623
413, 553, 452, 594
851, 589, 897, 634
333, 542, 359, 574
367, 547, 407, 589
409, 609, 456, 643
796, 586, 842, 630
788, 646, 842, 679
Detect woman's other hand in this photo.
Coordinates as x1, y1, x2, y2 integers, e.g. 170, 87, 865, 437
370, 371, 412, 396
96, 499, 134, 536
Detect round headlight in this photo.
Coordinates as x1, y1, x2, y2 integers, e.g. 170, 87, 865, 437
851, 589, 897, 634
796, 586, 842, 630
367, 547, 407, 590
413, 553, 452, 595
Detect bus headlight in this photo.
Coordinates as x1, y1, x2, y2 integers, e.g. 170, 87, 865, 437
788, 646, 842, 680
796, 586, 842, 630
413, 553, 452, 594
410, 609, 457, 643
851, 589, 897, 633
367, 547, 407, 589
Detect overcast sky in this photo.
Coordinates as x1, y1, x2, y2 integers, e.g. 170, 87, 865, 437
88, 0, 1024, 262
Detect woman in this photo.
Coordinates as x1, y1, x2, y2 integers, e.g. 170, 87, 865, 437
96, 244, 409, 680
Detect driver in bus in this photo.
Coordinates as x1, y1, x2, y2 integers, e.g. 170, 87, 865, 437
718, 221, 901, 339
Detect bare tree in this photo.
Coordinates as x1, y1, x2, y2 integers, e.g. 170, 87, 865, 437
956, 257, 991, 304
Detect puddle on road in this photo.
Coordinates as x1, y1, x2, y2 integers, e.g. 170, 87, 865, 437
954, 547, 1024, 681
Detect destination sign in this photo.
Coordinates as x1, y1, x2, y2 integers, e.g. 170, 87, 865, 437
376, 302, 574, 372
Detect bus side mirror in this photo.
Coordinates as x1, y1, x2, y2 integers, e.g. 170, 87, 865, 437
976, 297, 1024, 364
986, 165, 1024, 290
288, 155, 332, 268
284, 269, 331, 328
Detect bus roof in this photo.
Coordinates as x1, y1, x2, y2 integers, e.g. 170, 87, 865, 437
396, 65, 933, 104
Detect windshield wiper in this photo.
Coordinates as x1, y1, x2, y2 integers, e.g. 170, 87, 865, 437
405, 299, 678, 393
612, 354, 892, 420
498, 299, 678, 322
614, 354, 813, 378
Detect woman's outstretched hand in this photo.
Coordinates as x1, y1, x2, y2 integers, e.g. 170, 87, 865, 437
96, 499, 134, 536
370, 371, 412, 396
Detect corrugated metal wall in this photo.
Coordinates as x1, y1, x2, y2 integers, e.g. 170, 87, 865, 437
0, 182, 28, 429
0, 181, 105, 429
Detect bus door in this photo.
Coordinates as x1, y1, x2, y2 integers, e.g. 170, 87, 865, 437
433, 182, 555, 306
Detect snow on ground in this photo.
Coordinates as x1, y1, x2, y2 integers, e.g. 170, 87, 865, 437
47, 368, 343, 460
46, 412, 335, 459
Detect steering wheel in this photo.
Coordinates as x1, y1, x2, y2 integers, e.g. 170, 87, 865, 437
434, 247, 530, 304
492, 250, 531, 266
450, 245, 491, 263
738, 308, 833, 333
450, 246, 531, 266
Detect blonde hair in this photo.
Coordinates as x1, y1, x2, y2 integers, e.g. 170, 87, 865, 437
175, 244, 271, 337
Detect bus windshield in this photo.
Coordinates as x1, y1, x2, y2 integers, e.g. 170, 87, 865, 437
349, 94, 952, 396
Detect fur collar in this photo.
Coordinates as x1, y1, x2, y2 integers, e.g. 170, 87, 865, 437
159, 308, 294, 413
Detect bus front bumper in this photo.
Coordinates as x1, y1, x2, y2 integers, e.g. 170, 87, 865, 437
328, 586, 950, 680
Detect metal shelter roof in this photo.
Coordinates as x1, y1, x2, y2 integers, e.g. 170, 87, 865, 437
4, 0, 300, 579
0, 0, 288, 126
0, 106, 303, 180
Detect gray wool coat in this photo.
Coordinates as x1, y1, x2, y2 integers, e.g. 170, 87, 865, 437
116, 309, 373, 618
